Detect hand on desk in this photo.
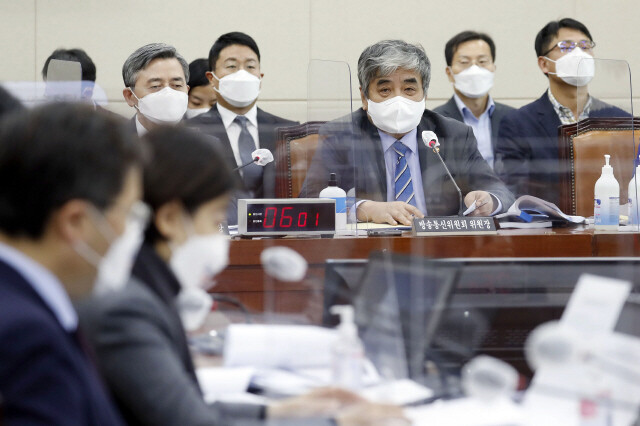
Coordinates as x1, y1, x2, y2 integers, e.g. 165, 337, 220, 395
357, 201, 424, 226
267, 387, 408, 425
464, 191, 494, 216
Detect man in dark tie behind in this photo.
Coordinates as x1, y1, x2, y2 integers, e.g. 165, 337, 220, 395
302, 40, 513, 226
188, 32, 297, 224
0, 103, 143, 425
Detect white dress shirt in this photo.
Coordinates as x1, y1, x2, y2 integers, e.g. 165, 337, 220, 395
135, 114, 148, 137
216, 103, 260, 171
0, 242, 77, 332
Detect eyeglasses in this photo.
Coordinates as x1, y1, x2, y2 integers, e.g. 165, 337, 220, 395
543, 40, 596, 56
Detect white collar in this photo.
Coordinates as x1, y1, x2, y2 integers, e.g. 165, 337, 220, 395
217, 103, 258, 130
0, 242, 78, 331
135, 114, 148, 136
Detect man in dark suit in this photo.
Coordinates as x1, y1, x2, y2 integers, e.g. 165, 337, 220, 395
188, 32, 297, 224
302, 40, 514, 226
0, 103, 143, 425
434, 31, 514, 169
121, 43, 190, 136
495, 18, 628, 205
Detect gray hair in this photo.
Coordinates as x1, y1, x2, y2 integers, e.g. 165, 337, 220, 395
122, 43, 190, 88
357, 40, 431, 98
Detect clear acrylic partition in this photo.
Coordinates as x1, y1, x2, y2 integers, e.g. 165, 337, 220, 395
2, 60, 107, 108
575, 58, 636, 230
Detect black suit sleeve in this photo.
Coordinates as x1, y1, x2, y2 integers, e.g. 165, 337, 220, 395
494, 110, 533, 199
455, 125, 515, 211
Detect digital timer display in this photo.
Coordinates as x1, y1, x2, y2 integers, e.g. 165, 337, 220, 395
245, 203, 335, 233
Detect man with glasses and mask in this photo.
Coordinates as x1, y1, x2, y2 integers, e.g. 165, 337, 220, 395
302, 40, 514, 226
188, 32, 297, 225
434, 31, 514, 170
122, 43, 190, 136
495, 18, 627, 205
0, 103, 144, 424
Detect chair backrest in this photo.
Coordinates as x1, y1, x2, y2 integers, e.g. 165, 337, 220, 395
275, 121, 325, 198
558, 117, 639, 217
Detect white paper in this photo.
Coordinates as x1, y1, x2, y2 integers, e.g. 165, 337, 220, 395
406, 397, 523, 426
361, 379, 433, 405
223, 324, 337, 369
196, 366, 254, 401
561, 274, 631, 334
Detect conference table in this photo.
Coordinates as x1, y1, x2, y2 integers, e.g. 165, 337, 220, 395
212, 226, 640, 318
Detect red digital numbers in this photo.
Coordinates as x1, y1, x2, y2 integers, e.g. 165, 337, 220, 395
297, 212, 307, 227
279, 207, 293, 228
264, 207, 277, 228
262, 207, 318, 229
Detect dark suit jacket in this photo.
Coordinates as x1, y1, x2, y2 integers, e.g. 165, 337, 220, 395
78, 244, 264, 426
433, 96, 514, 158
0, 259, 124, 426
188, 104, 298, 199
301, 108, 514, 216
495, 91, 630, 206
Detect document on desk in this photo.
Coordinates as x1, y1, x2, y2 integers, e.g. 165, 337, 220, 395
405, 396, 523, 425
223, 324, 337, 369
196, 366, 257, 403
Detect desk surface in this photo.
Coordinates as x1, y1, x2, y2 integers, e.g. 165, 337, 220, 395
213, 227, 640, 313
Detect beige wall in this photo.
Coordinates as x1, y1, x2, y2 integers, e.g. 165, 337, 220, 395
1, 0, 639, 122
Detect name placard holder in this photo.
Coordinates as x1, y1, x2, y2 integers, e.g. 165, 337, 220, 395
412, 216, 497, 236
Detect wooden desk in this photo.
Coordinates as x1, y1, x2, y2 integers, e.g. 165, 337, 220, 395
212, 227, 640, 315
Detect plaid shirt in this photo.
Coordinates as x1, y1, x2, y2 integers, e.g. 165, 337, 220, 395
547, 88, 591, 125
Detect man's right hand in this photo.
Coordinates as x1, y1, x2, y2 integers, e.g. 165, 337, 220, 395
357, 201, 424, 226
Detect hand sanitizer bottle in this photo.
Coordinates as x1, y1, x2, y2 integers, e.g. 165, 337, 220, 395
628, 156, 640, 226
319, 173, 347, 231
594, 154, 620, 230
330, 305, 364, 390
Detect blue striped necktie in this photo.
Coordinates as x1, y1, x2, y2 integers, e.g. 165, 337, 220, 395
392, 141, 417, 207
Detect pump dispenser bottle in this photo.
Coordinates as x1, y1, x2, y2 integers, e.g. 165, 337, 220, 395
628, 156, 640, 226
319, 173, 347, 231
594, 154, 620, 230
330, 305, 364, 390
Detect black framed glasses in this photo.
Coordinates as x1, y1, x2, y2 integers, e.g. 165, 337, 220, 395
543, 40, 596, 56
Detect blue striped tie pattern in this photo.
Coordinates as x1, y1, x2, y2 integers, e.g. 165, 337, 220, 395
392, 141, 417, 207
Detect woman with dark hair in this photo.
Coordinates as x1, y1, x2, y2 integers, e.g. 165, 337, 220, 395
185, 58, 217, 119
79, 126, 404, 426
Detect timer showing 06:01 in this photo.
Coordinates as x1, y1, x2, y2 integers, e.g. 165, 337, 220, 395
263, 207, 320, 228
239, 199, 336, 235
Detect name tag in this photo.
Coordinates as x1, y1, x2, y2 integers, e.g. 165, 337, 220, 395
412, 216, 497, 236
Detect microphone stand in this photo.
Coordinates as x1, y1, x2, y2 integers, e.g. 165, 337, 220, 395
429, 144, 464, 216
233, 157, 259, 171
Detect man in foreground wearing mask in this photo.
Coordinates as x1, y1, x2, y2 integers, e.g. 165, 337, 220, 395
0, 103, 143, 424
434, 31, 513, 169
122, 43, 190, 136
302, 39, 514, 226
78, 126, 407, 426
188, 32, 297, 224
495, 18, 627, 205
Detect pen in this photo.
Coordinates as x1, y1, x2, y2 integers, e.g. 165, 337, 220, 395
463, 199, 490, 216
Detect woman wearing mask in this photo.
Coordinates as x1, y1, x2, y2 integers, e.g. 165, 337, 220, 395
185, 58, 217, 119
79, 126, 405, 426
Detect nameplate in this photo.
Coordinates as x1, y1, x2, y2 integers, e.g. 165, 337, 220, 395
412, 216, 497, 236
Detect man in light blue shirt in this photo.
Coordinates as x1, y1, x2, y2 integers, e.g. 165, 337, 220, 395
434, 31, 514, 169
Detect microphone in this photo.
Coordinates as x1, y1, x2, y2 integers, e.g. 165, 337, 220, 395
233, 148, 274, 171
260, 246, 308, 282
421, 131, 464, 215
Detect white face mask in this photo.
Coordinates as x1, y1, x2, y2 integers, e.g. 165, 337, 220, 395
212, 69, 261, 108
170, 232, 230, 331
545, 48, 595, 87
130, 86, 188, 124
451, 65, 495, 98
73, 201, 149, 296
184, 107, 211, 119
366, 96, 425, 134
